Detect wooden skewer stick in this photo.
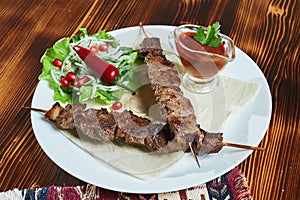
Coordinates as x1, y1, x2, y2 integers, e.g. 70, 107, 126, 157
139, 22, 149, 38
189, 142, 200, 168
222, 142, 265, 151
23, 106, 47, 113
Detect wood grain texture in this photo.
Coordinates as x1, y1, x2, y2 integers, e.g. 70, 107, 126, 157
0, 0, 299, 199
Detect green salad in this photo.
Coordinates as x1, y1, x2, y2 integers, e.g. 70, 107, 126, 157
39, 28, 138, 105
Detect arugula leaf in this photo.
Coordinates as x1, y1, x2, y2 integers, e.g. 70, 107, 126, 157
193, 21, 222, 47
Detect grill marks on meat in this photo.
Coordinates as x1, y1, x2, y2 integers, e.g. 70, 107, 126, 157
45, 102, 76, 129
140, 37, 204, 153
155, 87, 195, 117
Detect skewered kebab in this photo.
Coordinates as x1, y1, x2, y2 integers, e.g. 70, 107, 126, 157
26, 103, 263, 156
139, 37, 204, 154
42, 102, 223, 155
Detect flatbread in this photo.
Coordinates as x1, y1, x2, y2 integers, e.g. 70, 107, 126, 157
57, 54, 260, 180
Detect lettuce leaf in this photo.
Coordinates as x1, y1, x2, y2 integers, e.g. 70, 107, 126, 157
54, 86, 72, 104
72, 28, 119, 47
79, 86, 115, 104
39, 38, 72, 103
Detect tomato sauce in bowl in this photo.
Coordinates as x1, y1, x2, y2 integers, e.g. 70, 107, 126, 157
175, 31, 235, 79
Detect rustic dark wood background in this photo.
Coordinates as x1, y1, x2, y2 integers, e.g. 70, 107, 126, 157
0, 0, 299, 199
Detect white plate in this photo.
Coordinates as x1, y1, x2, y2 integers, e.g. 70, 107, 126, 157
31, 25, 272, 193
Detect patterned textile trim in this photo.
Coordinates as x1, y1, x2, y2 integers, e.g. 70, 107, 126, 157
206, 168, 252, 200
0, 168, 252, 200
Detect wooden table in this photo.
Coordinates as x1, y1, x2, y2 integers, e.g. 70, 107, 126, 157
0, 0, 299, 199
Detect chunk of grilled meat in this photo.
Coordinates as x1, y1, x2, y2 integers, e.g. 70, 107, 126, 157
45, 102, 171, 152
74, 106, 117, 142
45, 102, 223, 154
113, 110, 170, 150
45, 103, 77, 129
140, 37, 204, 153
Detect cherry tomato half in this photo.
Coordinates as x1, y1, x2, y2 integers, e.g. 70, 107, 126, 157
60, 77, 70, 88
52, 58, 63, 68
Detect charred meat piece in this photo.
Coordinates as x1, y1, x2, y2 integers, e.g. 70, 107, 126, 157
45, 102, 79, 129
113, 110, 159, 147
74, 107, 117, 142
162, 115, 199, 152
155, 86, 195, 117
198, 130, 223, 155
145, 124, 174, 151
140, 38, 163, 56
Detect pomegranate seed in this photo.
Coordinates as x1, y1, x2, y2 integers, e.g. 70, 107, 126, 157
72, 80, 80, 87
60, 77, 70, 87
99, 44, 108, 51
111, 101, 122, 110
66, 72, 76, 82
52, 58, 63, 68
90, 46, 99, 54
79, 76, 90, 85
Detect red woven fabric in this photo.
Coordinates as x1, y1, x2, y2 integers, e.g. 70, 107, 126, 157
0, 167, 252, 200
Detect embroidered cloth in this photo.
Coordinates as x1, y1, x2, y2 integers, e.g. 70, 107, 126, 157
0, 168, 252, 200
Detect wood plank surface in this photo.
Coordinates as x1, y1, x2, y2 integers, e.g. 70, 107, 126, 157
0, 0, 299, 199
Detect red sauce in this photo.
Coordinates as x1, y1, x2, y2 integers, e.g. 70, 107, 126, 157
175, 32, 231, 79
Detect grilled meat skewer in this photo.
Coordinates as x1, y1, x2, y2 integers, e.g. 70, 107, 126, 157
140, 37, 204, 153
44, 102, 223, 155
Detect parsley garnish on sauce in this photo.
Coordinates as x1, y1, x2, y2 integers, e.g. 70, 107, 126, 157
193, 22, 222, 48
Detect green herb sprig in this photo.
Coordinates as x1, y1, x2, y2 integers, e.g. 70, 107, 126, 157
193, 21, 222, 48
